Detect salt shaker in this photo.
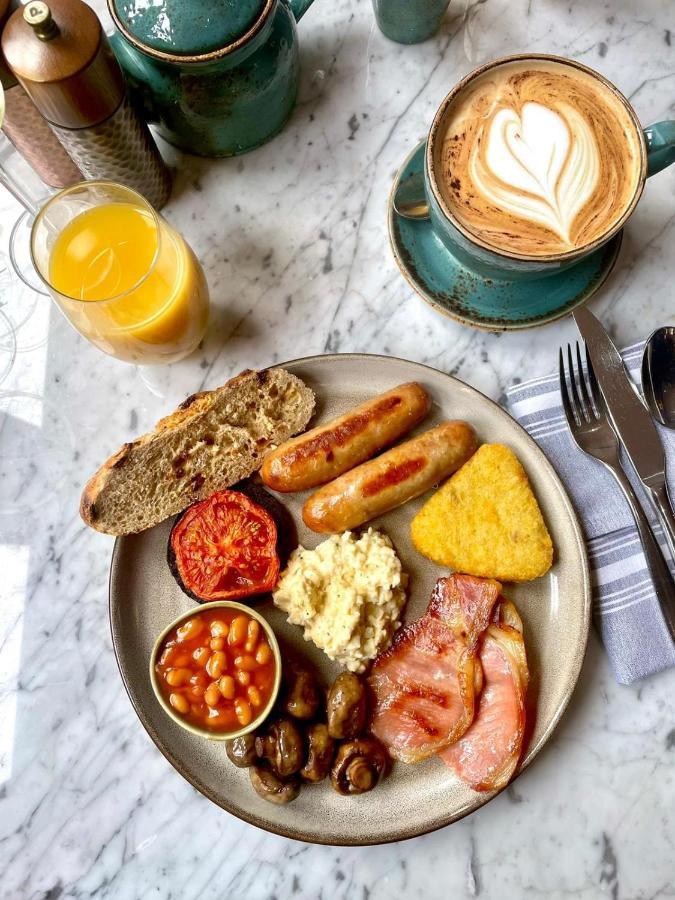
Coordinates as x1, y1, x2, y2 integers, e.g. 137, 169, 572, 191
2, 0, 171, 209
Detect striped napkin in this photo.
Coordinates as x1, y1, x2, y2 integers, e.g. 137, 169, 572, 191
506, 341, 675, 684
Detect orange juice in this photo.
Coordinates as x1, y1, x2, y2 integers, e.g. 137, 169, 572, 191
48, 202, 209, 363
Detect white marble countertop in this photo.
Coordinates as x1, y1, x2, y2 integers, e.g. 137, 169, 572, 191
1, 0, 675, 897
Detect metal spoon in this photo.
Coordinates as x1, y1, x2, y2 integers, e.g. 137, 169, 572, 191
393, 171, 430, 220
641, 326, 675, 429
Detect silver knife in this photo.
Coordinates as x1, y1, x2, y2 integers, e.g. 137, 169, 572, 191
574, 307, 675, 561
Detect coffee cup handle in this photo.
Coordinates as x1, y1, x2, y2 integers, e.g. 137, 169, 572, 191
391, 124, 675, 215
393, 170, 430, 220
644, 121, 675, 177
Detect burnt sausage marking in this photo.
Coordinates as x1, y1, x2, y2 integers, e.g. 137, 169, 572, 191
286, 395, 403, 465
361, 457, 426, 497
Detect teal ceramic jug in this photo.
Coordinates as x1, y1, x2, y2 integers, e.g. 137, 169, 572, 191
107, 0, 317, 157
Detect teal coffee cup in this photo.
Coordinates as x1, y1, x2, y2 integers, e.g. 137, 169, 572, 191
372, 0, 451, 44
395, 54, 675, 281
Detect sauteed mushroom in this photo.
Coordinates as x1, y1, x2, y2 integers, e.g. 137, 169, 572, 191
225, 733, 258, 768
327, 672, 367, 739
249, 766, 301, 805
283, 659, 322, 720
255, 718, 305, 777
331, 737, 389, 795
300, 723, 335, 783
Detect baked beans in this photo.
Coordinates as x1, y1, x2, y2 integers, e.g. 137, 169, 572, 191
156, 608, 276, 733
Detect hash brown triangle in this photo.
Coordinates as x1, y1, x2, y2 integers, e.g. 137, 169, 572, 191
411, 443, 553, 582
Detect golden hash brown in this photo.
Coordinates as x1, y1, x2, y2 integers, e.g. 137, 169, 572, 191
411, 443, 553, 582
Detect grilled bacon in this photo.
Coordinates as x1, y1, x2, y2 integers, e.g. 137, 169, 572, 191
440, 601, 529, 791
368, 574, 501, 763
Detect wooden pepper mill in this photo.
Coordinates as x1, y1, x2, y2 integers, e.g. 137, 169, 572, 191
0, 0, 80, 188
2, 0, 171, 209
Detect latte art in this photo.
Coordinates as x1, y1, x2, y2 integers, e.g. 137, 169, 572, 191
435, 60, 643, 257
474, 101, 600, 245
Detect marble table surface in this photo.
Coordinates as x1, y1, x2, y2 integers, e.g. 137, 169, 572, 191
1, 0, 674, 897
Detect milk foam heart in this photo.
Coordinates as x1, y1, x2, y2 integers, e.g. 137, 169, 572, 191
472, 101, 600, 245
435, 59, 642, 257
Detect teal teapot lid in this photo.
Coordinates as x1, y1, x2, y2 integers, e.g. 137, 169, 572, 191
111, 0, 269, 57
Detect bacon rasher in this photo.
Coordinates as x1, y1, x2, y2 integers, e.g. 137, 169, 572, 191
368, 574, 501, 763
440, 600, 529, 791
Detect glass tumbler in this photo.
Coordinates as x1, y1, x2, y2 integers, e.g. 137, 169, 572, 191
30, 181, 209, 365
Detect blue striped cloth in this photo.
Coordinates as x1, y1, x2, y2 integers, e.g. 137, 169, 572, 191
506, 341, 675, 684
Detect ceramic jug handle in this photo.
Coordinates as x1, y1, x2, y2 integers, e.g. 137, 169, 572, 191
287, 0, 316, 22
644, 121, 675, 177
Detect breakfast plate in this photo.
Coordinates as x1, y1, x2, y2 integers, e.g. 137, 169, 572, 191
109, 353, 591, 845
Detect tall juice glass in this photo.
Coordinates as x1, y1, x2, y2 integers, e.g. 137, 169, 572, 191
30, 182, 209, 364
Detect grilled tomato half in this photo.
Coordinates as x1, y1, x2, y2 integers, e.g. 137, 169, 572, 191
169, 490, 280, 602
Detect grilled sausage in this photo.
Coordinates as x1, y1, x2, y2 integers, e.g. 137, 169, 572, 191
260, 383, 430, 492
302, 421, 477, 533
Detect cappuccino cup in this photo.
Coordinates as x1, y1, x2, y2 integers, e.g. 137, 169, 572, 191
395, 54, 675, 281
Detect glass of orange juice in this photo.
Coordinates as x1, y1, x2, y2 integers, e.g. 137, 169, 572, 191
30, 181, 209, 364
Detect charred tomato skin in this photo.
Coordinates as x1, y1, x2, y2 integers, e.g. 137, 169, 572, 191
168, 489, 281, 603
167, 525, 202, 603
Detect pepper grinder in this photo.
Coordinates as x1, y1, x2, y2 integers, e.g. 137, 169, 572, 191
0, 0, 80, 188
2, 0, 171, 209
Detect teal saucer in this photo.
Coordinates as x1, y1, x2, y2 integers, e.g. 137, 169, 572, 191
388, 141, 623, 331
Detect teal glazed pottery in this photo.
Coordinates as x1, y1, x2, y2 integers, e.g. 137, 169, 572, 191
389, 141, 623, 332
645, 121, 675, 176
372, 0, 450, 44
395, 54, 675, 282
108, 0, 317, 157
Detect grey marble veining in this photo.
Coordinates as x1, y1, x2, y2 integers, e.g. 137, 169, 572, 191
0, 0, 674, 897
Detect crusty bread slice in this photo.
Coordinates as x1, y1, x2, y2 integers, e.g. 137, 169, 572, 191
80, 368, 315, 535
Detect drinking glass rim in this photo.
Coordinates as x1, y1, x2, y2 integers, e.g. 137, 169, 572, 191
30, 180, 164, 305
425, 52, 648, 264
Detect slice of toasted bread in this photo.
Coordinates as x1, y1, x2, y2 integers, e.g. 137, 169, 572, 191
81, 368, 315, 535
410, 443, 553, 582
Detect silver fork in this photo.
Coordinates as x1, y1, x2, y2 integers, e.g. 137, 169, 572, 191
559, 342, 675, 640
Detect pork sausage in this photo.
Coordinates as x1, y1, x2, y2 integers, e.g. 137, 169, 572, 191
260, 382, 430, 492
302, 421, 477, 533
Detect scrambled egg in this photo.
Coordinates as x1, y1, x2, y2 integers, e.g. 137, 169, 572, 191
272, 529, 408, 672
